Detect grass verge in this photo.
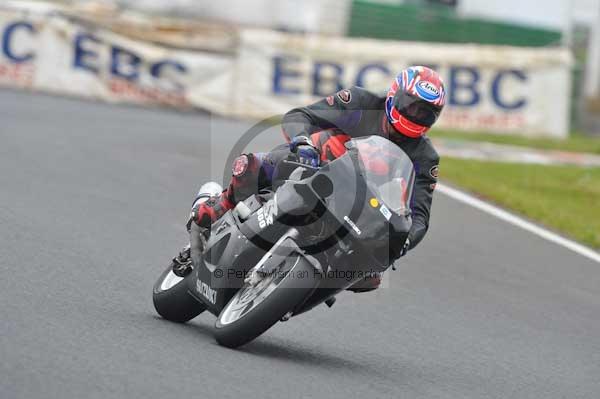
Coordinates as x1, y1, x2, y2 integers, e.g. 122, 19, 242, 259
431, 129, 600, 155
441, 158, 600, 249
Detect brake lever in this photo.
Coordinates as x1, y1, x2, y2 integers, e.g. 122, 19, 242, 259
281, 159, 321, 171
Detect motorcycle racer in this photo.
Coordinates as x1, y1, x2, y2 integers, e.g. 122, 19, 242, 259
175, 66, 445, 292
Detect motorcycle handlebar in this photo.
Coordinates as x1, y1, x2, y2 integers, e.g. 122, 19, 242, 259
281, 159, 321, 171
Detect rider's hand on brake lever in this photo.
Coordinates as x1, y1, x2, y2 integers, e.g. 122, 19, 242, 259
290, 136, 321, 168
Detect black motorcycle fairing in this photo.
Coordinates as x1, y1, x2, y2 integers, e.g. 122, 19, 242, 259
189, 201, 324, 316
290, 152, 412, 270
188, 135, 415, 317
189, 212, 267, 315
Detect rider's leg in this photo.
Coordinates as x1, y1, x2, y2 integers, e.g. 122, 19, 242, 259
172, 147, 290, 276
171, 182, 222, 277
171, 145, 296, 276
192, 145, 292, 228
192, 153, 265, 228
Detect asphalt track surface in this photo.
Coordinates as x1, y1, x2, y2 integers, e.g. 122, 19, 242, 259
2, 89, 600, 399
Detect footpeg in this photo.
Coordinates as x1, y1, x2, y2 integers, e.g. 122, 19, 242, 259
172, 245, 193, 277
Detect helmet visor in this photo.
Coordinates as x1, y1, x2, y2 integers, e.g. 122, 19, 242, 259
394, 91, 441, 127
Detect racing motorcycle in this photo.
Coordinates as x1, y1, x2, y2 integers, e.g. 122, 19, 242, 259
153, 135, 415, 348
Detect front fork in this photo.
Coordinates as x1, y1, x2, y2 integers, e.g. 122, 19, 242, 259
244, 229, 304, 285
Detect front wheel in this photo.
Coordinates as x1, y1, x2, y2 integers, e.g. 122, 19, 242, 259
153, 264, 206, 323
214, 255, 319, 348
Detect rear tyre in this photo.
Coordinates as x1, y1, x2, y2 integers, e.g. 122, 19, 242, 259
214, 256, 318, 348
153, 264, 206, 323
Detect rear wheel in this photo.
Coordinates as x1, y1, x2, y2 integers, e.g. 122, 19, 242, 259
214, 256, 319, 348
153, 264, 206, 323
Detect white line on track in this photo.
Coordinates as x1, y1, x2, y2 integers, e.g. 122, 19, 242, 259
437, 183, 600, 264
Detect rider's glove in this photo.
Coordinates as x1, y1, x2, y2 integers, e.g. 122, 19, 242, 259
290, 135, 321, 168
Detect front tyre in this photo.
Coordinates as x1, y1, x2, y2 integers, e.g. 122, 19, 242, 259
153, 264, 206, 323
214, 256, 319, 348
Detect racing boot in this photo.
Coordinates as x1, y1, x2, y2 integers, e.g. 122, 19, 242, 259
186, 182, 226, 230
171, 243, 193, 277
188, 190, 235, 231
172, 182, 224, 277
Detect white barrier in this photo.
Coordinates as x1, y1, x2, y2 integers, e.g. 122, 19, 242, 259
0, 8, 233, 113
0, 6, 574, 138
236, 29, 573, 138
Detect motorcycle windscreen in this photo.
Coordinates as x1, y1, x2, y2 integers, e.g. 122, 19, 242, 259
348, 135, 415, 216
306, 135, 414, 268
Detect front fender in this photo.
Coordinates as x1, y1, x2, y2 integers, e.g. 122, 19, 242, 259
255, 230, 323, 277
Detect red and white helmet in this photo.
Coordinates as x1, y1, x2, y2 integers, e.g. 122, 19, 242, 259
385, 66, 446, 138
